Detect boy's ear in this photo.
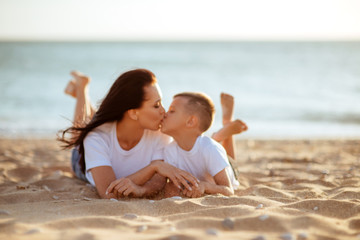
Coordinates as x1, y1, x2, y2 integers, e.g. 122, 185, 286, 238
186, 115, 198, 128
127, 109, 139, 121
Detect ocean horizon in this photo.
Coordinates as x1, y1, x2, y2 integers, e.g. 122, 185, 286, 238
1, 41, 360, 139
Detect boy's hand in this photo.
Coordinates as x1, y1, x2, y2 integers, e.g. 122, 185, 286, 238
106, 178, 145, 198
182, 182, 205, 198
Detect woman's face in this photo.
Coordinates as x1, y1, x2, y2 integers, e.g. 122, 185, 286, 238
136, 83, 165, 130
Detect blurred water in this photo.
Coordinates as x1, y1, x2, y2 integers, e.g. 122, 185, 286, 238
0, 41, 360, 139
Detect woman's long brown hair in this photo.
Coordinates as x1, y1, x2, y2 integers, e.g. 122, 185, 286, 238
58, 69, 157, 173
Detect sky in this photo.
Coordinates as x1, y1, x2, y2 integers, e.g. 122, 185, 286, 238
0, 0, 360, 41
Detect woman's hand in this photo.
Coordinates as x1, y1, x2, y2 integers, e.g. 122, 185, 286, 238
151, 160, 199, 191
106, 178, 145, 198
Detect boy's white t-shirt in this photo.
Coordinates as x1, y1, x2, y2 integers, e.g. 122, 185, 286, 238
83, 121, 170, 186
164, 135, 240, 189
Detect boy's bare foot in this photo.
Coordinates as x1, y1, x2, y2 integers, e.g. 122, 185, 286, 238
221, 93, 234, 126
64, 80, 76, 98
212, 119, 248, 142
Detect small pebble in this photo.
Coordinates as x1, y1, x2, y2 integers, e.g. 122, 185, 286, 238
252, 235, 266, 240
298, 232, 308, 239
25, 228, 40, 235
171, 196, 182, 200
169, 226, 176, 232
109, 198, 118, 202
313, 206, 319, 211
321, 169, 329, 175
149, 200, 155, 203
43, 185, 51, 192
123, 213, 138, 220
16, 185, 27, 190
51, 170, 63, 179
52, 195, 59, 200
280, 233, 294, 240
259, 214, 269, 221
83, 197, 92, 201
222, 196, 229, 199
136, 225, 147, 232
222, 217, 234, 230
256, 204, 264, 209
206, 228, 218, 236
0, 210, 10, 215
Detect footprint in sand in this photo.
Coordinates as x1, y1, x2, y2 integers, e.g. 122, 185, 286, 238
5, 167, 41, 182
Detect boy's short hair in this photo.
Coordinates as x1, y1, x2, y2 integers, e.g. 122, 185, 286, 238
174, 92, 215, 132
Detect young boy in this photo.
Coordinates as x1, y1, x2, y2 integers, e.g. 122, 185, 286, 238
161, 92, 247, 197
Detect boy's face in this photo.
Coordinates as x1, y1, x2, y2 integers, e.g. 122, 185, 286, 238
161, 96, 190, 136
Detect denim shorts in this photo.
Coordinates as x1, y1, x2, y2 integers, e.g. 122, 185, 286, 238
71, 147, 88, 182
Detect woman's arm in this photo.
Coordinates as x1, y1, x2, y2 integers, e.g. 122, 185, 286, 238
90, 166, 117, 199
91, 160, 199, 199
90, 165, 165, 198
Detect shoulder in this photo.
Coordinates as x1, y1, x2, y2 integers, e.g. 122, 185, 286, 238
197, 135, 227, 160
84, 122, 115, 147
199, 135, 225, 151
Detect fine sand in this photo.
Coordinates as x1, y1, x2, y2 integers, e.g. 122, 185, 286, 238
0, 138, 359, 240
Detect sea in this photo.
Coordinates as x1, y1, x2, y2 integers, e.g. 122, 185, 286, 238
0, 41, 360, 139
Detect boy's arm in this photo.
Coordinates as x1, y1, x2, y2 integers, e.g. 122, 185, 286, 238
184, 169, 234, 197
203, 169, 234, 196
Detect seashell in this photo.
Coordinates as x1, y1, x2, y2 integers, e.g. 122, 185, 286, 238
149, 200, 155, 203
169, 226, 176, 232
206, 228, 218, 236
52, 195, 59, 200
43, 185, 51, 192
222, 217, 234, 230
280, 233, 294, 240
313, 206, 319, 211
123, 213, 138, 220
109, 198, 118, 202
136, 225, 147, 232
83, 197, 92, 201
256, 204, 264, 209
298, 232, 308, 239
253, 235, 266, 240
0, 210, 10, 215
259, 214, 269, 221
171, 196, 182, 200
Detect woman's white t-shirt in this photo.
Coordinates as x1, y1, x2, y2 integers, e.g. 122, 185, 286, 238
83, 121, 170, 186
164, 135, 239, 189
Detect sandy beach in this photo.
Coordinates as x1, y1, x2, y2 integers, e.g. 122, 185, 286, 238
0, 138, 359, 240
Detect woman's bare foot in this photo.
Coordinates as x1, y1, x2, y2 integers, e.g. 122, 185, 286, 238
64, 71, 91, 98
212, 119, 248, 142
221, 93, 234, 126
64, 80, 76, 98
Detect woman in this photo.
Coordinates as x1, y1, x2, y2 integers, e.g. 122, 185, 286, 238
59, 69, 198, 199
